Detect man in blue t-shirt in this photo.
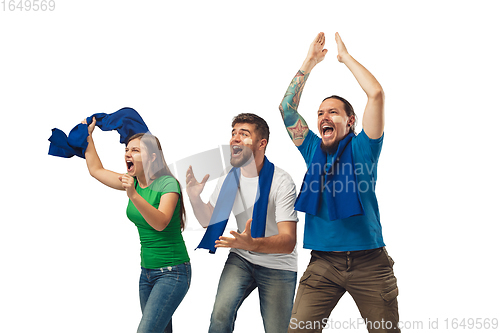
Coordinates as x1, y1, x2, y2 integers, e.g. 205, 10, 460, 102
280, 32, 400, 333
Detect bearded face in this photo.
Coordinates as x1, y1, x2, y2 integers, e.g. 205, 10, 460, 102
229, 123, 259, 168
317, 98, 353, 153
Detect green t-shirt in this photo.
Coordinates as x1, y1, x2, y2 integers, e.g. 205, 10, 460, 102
126, 175, 190, 269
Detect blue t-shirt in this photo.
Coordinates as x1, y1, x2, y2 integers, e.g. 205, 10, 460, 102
297, 130, 385, 251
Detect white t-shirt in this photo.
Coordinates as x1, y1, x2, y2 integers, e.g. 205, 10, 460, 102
209, 165, 299, 272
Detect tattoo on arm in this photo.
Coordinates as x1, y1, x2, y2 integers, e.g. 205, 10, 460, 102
287, 118, 308, 140
279, 70, 310, 141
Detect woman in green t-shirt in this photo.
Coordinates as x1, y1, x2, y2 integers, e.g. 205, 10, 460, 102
82, 117, 190, 333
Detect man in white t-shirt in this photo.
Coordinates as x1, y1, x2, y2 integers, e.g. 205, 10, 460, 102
186, 113, 299, 333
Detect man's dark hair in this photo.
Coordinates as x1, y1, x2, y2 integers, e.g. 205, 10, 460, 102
231, 113, 270, 144
322, 95, 357, 134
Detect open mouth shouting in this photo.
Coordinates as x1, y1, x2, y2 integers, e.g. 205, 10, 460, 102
321, 122, 335, 139
126, 160, 135, 173
232, 145, 243, 157
230, 144, 253, 168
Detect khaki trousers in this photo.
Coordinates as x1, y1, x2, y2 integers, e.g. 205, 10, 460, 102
288, 248, 400, 333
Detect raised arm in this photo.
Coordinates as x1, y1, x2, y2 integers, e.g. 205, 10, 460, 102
83, 117, 124, 190
185, 166, 213, 227
335, 32, 385, 139
279, 32, 328, 146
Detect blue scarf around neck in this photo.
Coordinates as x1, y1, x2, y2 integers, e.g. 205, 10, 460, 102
197, 156, 275, 253
48, 107, 149, 158
295, 132, 364, 221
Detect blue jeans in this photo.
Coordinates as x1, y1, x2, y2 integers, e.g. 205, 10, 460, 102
138, 262, 191, 333
208, 252, 297, 333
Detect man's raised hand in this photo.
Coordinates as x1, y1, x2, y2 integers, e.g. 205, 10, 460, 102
185, 165, 209, 198
305, 32, 328, 66
335, 32, 350, 63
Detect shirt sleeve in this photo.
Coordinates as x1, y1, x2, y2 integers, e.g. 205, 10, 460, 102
274, 172, 299, 223
150, 176, 181, 195
355, 130, 384, 164
296, 130, 321, 167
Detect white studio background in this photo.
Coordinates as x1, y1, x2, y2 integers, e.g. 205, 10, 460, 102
1, 0, 499, 332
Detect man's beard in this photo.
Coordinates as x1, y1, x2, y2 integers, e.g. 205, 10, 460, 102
320, 140, 339, 155
230, 147, 254, 168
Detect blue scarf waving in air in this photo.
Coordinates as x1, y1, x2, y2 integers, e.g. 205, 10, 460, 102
48, 107, 149, 158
